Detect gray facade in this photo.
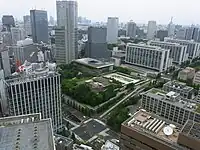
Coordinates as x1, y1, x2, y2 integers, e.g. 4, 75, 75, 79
2, 15, 15, 31
56, 0, 78, 64
156, 30, 168, 41
4, 71, 62, 131
23, 15, 32, 36
86, 26, 110, 60
1, 50, 11, 77
30, 10, 48, 43
127, 21, 136, 38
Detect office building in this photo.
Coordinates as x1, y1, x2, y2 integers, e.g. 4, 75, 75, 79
163, 80, 194, 99
192, 28, 199, 42
125, 43, 170, 72
168, 18, 175, 37
0, 49, 11, 77
86, 26, 109, 60
2, 15, 15, 31
165, 37, 200, 59
141, 88, 200, 125
176, 28, 187, 39
23, 15, 32, 36
107, 17, 119, 44
1, 31, 12, 46
11, 27, 25, 44
193, 71, 200, 85
149, 40, 187, 64
147, 21, 157, 39
30, 9, 48, 43
0, 113, 55, 150
156, 30, 168, 41
178, 67, 195, 81
1, 62, 62, 131
126, 21, 137, 38
120, 109, 200, 150
185, 27, 194, 40
56, 0, 78, 64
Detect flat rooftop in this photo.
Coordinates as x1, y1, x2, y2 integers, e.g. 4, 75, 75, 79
0, 114, 55, 150
144, 88, 198, 112
149, 40, 183, 47
123, 109, 184, 148
164, 81, 194, 91
74, 58, 114, 69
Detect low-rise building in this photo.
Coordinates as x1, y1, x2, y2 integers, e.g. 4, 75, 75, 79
193, 71, 200, 85
54, 134, 73, 150
178, 67, 195, 81
73, 58, 114, 75
101, 140, 119, 150
163, 80, 194, 99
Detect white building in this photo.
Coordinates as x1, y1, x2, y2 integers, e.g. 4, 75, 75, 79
165, 37, 200, 59
168, 19, 175, 37
125, 43, 170, 72
11, 27, 25, 44
147, 21, 157, 40
193, 71, 200, 85
107, 17, 119, 44
56, 0, 78, 64
148, 40, 187, 64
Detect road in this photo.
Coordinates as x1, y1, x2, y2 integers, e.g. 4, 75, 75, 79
99, 81, 149, 119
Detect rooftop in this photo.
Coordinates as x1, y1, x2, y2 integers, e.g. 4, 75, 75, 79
0, 113, 55, 150
73, 58, 114, 69
164, 81, 194, 91
165, 37, 198, 44
149, 40, 184, 47
144, 88, 198, 112
123, 109, 185, 149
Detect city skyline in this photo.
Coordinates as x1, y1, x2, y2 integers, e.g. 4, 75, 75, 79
0, 0, 200, 25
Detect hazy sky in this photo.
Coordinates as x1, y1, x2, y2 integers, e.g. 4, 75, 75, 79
0, 0, 199, 25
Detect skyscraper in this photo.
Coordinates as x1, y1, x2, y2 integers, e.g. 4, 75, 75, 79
107, 17, 119, 44
23, 15, 32, 36
86, 26, 109, 60
11, 27, 25, 44
168, 17, 175, 37
126, 21, 137, 38
147, 21, 157, 40
2, 15, 15, 31
30, 10, 48, 43
56, 0, 78, 64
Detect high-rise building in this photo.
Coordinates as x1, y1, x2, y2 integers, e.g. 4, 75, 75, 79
56, 0, 78, 64
0, 62, 62, 131
149, 40, 187, 64
192, 27, 199, 41
0, 49, 11, 77
176, 28, 187, 39
185, 27, 194, 40
107, 17, 119, 44
156, 30, 168, 41
11, 27, 25, 44
2, 15, 15, 31
168, 17, 175, 37
126, 21, 137, 38
0, 113, 55, 150
23, 15, 32, 36
30, 10, 48, 43
165, 37, 200, 59
193, 71, 200, 85
125, 43, 170, 72
147, 21, 157, 40
86, 26, 109, 60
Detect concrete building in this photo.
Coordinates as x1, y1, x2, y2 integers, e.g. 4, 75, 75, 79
86, 26, 109, 60
149, 40, 187, 64
30, 9, 48, 43
2, 15, 15, 31
121, 109, 190, 150
178, 67, 195, 81
176, 28, 187, 39
56, 0, 78, 64
107, 17, 119, 44
147, 21, 157, 40
126, 21, 137, 38
125, 43, 170, 72
0, 113, 55, 150
156, 30, 168, 41
193, 71, 200, 85
185, 27, 194, 40
192, 28, 199, 42
168, 19, 175, 37
163, 80, 194, 99
141, 88, 200, 125
1, 62, 62, 131
23, 15, 32, 36
54, 134, 73, 150
11, 27, 25, 44
1, 49, 11, 77
165, 37, 200, 59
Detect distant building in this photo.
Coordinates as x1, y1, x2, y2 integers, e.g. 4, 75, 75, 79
125, 43, 170, 72
141, 88, 200, 125
0, 62, 62, 131
86, 26, 110, 60
149, 40, 187, 64
185, 27, 194, 40
168, 19, 175, 37
73, 58, 114, 75
23, 15, 32, 36
0, 113, 55, 150
2, 15, 15, 31
0, 49, 11, 77
156, 30, 168, 41
178, 67, 195, 81
192, 28, 199, 42
147, 21, 157, 40
126, 21, 137, 38
107, 17, 119, 44
163, 80, 194, 99
30, 10, 48, 43
121, 109, 191, 150
118, 29, 126, 37
176, 28, 187, 39
11, 27, 25, 44
193, 71, 200, 85
111, 48, 125, 66
165, 37, 200, 59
